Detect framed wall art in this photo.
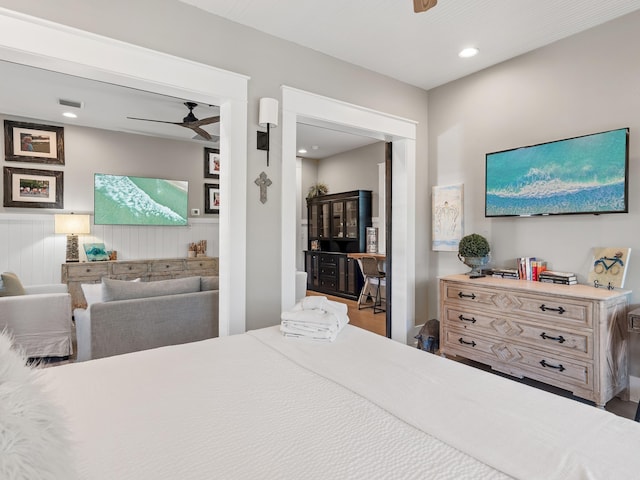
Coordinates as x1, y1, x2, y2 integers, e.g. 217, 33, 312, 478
3, 166, 64, 209
4, 120, 65, 164
204, 183, 220, 214
204, 147, 220, 179
432, 183, 463, 251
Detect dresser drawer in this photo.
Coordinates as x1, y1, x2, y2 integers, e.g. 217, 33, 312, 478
319, 265, 336, 277
150, 260, 185, 272
111, 262, 149, 275
443, 328, 592, 390
64, 263, 109, 279
186, 258, 218, 272
443, 305, 591, 358
443, 281, 592, 329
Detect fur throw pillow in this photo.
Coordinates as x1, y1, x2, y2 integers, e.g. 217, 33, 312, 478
0, 331, 76, 479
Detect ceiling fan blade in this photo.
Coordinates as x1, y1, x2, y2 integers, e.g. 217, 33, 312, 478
413, 0, 437, 13
189, 126, 213, 141
127, 116, 181, 125
187, 115, 220, 128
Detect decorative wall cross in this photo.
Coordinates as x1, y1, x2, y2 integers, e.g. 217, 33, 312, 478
254, 171, 272, 204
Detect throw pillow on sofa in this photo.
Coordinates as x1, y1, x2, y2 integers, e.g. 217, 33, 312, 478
200, 276, 219, 291
0, 272, 25, 297
102, 276, 201, 302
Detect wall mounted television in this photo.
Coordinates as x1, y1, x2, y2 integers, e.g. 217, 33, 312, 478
94, 173, 189, 226
485, 127, 629, 217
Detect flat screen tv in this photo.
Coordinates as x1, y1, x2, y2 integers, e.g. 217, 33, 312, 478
94, 174, 189, 226
485, 128, 629, 217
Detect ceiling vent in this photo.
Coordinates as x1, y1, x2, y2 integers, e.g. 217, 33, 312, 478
58, 98, 83, 109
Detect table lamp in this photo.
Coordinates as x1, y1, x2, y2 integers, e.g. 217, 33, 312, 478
55, 213, 91, 262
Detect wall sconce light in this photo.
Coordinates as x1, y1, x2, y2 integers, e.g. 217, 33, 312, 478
257, 97, 279, 166
54, 213, 91, 262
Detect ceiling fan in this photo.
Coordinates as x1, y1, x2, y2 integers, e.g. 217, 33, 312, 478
413, 0, 437, 13
127, 101, 219, 141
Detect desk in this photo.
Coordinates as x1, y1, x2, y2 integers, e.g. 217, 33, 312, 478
347, 253, 386, 262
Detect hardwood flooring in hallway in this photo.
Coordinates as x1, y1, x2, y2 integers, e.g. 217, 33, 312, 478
305, 291, 387, 336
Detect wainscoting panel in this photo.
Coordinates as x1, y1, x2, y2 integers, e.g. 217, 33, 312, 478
0, 214, 218, 286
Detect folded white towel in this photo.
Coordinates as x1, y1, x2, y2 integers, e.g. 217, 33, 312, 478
280, 299, 350, 342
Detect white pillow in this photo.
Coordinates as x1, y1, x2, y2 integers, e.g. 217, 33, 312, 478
82, 278, 140, 307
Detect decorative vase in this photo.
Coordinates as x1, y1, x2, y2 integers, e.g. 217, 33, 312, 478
457, 253, 490, 277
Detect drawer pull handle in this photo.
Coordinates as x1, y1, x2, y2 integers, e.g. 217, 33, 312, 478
540, 359, 565, 372
540, 332, 566, 343
458, 338, 476, 347
458, 314, 477, 324
458, 292, 476, 300
539, 304, 566, 315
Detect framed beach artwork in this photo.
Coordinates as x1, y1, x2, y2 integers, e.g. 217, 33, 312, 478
3, 167, 64, 209
4, 120, 65, 164
204, 147, 220, 179
432, 184, 463, 251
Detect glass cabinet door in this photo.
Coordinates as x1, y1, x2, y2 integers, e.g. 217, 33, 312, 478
332, 201, 344, 238
319, 202, 331, 239
308, 204, 318, 239
345, 199, 358, 238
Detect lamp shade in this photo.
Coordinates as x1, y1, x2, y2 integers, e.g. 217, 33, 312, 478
54, 214, 91, 235
258, 97, 279, 127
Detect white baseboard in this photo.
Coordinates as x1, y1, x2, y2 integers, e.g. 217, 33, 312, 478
630, 375, 640, 402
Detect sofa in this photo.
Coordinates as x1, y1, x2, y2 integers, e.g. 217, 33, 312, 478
75, 276, 219, 361
0, 282, 73, 358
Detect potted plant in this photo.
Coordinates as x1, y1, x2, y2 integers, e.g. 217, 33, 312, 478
306, 183, 329, 199
457, 233, 491, 277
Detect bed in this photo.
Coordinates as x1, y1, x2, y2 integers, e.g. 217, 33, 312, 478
33, 325, 640, 479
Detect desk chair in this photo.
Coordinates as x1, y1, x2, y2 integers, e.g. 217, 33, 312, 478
357, 256, 386, 314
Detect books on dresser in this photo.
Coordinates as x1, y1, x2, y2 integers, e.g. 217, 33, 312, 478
538, 271, 577, 285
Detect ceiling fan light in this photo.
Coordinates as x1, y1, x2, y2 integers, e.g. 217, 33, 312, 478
459, 47, 479, 58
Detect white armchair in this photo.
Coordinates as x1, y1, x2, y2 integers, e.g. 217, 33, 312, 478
0, 284, 73, 358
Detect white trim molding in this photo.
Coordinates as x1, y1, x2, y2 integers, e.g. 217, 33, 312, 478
0, 7, 249, 336
281, 86, 418, 344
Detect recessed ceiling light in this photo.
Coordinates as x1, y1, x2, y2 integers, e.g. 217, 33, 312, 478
311, 145, 319, 150
298, 148, 307, 154
459, 47, 479, 58
62, 112, 78, 118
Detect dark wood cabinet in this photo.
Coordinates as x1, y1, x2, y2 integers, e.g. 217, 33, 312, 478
307, 190, 372, 253
305, 251, 360, 300
305, 190, 371, 299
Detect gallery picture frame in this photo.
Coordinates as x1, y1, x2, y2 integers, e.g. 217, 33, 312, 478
204, 147, 220, 179
3, 120, 65, 165
204, 182, 220, 214
3, 166, 64, 209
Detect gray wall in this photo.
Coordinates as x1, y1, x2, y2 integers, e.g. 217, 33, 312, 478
1, 115, 207, 215
301, 141, 385, 218
0, 0, 430, 331
427, 11, 640, 372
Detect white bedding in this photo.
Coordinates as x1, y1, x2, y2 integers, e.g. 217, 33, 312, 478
39, 325, 640, 479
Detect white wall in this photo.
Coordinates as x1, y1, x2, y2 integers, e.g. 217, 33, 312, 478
427, 11, 640, 373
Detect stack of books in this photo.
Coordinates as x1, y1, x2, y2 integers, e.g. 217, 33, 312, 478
490, 268, 519, 279
517, 257, 546, 281
538, 270, 577, 285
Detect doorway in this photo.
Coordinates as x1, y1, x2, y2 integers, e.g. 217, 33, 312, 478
280, 86, 417, 344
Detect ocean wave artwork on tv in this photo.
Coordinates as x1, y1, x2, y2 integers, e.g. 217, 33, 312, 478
94, 174, 188, 226
485, 128, 629, 217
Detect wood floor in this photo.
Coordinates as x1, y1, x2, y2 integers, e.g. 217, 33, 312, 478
306, 290, 387, 337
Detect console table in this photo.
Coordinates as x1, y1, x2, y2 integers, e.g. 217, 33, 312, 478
440, 274, 630, 407
61, 257, 219, 309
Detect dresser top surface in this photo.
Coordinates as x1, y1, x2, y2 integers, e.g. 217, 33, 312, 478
440, 274, 631, 301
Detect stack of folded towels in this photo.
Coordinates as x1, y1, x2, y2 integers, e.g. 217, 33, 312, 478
280, 296, 350, 342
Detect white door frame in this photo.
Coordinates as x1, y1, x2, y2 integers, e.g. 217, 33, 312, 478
0, 7, 249, 336
281, 86, 417, 343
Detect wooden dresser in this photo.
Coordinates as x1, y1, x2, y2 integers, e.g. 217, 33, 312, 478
439, 274, 630, 407
62, 257, 219, 309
